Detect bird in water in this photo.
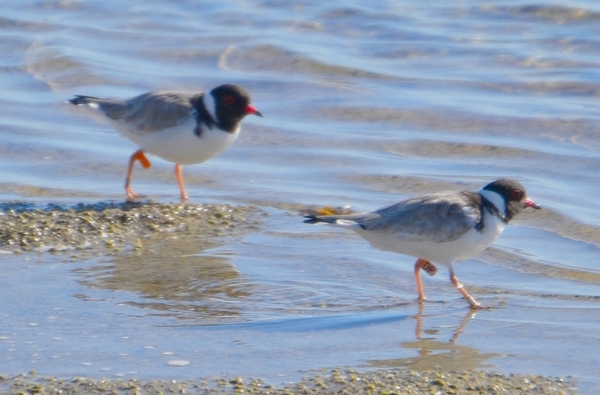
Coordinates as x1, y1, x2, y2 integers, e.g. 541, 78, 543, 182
304, 179, 541, 308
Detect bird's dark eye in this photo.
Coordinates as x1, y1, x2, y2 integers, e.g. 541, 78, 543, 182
224, 95, 235, 105
510, 189, 523, 200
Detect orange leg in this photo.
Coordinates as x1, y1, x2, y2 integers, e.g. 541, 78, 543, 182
125, 149, 151, 200
414, 258, 429, 301
175, 164, 188, 202
450, 273, 485, 309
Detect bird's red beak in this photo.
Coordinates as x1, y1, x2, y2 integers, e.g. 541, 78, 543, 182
525, 198, 541, 210
246, 104, 263, 117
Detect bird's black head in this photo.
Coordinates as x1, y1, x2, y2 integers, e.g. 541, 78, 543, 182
482, 178, 541, 222
209, 84, 263, 132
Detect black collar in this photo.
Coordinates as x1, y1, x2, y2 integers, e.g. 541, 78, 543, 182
481, 194, 508, 224
193, 94, 217, 137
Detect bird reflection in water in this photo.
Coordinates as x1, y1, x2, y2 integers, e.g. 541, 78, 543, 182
367, 305, 499, 371
76, 233, 255, 324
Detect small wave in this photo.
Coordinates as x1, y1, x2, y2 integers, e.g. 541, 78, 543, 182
316, 106, 600, 145
482, 244, 600, 285
23, 41, 117, 91
386, 140, 530, 159
217, 44, 393, 80
505, 4, 600, 23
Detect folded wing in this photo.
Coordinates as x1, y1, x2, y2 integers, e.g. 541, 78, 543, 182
69, 91, 202, 134
305, 191, 482, 243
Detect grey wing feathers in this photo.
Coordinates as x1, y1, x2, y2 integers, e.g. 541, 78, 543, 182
359, 191, 481, 242
305, 192, 481, 242
69, 96, 130, 120
69, 91, 202, 133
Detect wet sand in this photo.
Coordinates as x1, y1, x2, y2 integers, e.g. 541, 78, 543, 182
0, 201, 264, 254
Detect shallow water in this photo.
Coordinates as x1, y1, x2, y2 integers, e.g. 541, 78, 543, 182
1, 0, 600, 393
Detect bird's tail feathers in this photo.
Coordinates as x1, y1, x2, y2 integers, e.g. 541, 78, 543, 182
66, 95, 105, 107
302, 206, 357, 225
303, 216, 327, 225
303, 212, 337, 225
305, 217, 342, 225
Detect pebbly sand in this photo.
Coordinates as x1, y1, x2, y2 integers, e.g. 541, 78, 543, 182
0, 369, 575, 394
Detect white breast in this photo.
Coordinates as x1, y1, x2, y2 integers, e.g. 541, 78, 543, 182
354, 210, 506, 266
109, 115, 240, 165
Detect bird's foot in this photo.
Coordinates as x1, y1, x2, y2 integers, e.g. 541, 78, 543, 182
469, 304, 492, 310
417, 297, 447, 305
467, 299, 492, 310
125, 187, 141, 200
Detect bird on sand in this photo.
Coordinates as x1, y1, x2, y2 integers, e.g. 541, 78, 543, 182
68, 84, 263, 201
304, 179, 541, 309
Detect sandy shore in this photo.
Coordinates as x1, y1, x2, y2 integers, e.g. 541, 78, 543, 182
0, 368, 575, 394
0, 201, 264, 254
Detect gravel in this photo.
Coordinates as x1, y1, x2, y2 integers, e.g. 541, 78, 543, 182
0, 368, 576, 394
0, 201, 264, 254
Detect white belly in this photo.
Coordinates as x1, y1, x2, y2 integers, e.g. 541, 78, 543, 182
354, 213, 506, 266
109, 116, 240, 165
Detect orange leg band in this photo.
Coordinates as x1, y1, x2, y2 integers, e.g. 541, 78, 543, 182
133, 150, 151, 169
125, 149, 152, 199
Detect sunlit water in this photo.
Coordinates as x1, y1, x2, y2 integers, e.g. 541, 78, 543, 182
1, 0, 600, 393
